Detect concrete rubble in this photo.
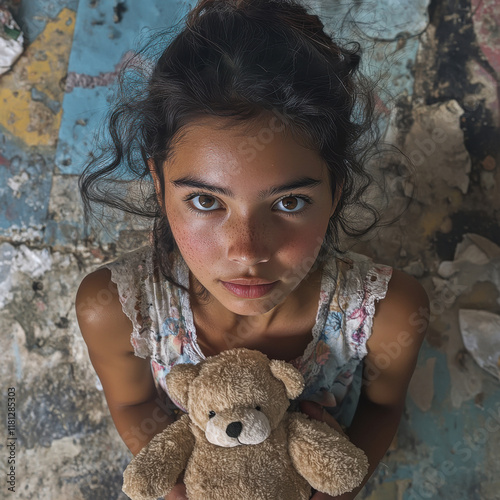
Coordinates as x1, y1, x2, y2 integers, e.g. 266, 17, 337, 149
0, 6, 24, 76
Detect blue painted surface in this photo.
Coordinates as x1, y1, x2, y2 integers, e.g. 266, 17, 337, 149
319, 0, 428, 136
321, 0, 429, 92
54, 86, 115, 174
55, 0, 191, 175
320, 0, 429, 40
398, 398, 493, 499
0, 135, 53, 234
382, 344, 498, 498
15, 0, 79, 43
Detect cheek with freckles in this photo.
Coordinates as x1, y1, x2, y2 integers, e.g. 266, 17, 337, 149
168, 212, 220, 269
278, 222, 328, 279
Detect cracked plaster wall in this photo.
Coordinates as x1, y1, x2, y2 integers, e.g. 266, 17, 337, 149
0, 0, 499, 499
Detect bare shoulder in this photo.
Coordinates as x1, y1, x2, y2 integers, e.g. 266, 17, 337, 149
75, 267, 157, 407
363, 268, 430, 407
372, 268, 430, 337
75, 267, 134, 356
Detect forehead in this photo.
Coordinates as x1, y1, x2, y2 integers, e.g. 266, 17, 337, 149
165, 116, 327, 180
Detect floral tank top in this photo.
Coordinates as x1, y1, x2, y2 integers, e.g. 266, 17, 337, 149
97, 244, 393, 429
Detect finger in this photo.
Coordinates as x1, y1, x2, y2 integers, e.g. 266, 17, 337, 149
165, 482, 188, 500
319, 409, 345, 435
299, 400, 324, 420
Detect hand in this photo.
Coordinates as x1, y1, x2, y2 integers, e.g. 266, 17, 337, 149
299, 401, 351, 500
165, 480, 188, 500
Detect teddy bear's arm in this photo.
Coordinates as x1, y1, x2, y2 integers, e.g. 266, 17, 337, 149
287, 412, 369, 497
122, 414, 194, 500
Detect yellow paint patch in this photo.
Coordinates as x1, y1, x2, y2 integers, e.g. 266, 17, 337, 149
417, 187, 465, 237
447, 189, 464, 210
419, 204, 449, 238
0, 8, 76, 146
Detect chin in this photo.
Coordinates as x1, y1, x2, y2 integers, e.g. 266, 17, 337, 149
224, 293, 285, 316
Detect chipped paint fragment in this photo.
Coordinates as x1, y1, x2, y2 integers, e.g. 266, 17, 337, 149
0, 6, 24, 76
432, 234, 500, 408
436, 234, 500, 309
459, 310, 500, 380
0, 242, 15, 308
64, 50, 134, 92
12, 245, 53, 279
404, 100, 471, 203
7, 171, 30, 197
402, 260, 425, 278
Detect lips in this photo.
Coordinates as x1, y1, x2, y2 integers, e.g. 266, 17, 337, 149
223, 278, 275, 285
221, 279, 278, 299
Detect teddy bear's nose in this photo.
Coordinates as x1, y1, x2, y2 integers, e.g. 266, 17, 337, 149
226, 421, 243, 438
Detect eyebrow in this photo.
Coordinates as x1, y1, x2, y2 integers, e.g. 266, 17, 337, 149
171, 175, 322, 199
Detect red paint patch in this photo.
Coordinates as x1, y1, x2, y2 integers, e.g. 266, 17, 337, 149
0, 154, 10, 167
471, 0, 500, 76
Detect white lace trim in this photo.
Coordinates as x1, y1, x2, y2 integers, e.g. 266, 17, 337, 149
345, 258, 393, 360
358, 265, 393, 358
100, 246, 155, 359
300, 255, 339, 361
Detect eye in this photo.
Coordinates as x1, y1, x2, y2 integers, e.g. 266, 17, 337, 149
188, 194, 221, 212
255, 406, 261, 411
273, 195, 310, 214
208, 410, 216, 419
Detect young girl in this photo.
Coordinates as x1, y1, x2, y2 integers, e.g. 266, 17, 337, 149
75, 1, 429, 498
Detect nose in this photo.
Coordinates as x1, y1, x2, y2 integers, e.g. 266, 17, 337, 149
226, 421, 243, 438
225, 213, 272, 266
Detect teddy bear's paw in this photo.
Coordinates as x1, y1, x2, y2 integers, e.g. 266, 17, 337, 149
288, 414, 369, 496
122, 479, 157, 500
315, 444, 369, 496
122, 463, 176, 500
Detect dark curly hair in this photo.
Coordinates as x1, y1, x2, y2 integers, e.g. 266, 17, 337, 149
79, 0, 412, 296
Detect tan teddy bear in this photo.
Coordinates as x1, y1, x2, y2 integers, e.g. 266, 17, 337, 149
122, 348, 368, 500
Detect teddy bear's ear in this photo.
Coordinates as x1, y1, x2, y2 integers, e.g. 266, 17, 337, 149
165, 363, 201, 411
269, 359, 305, 399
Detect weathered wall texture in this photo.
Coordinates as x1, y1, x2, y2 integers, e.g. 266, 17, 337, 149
0, 0, 499, 499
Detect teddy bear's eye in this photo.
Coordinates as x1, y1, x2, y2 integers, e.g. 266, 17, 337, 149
208, 410, 216, 419
255, 406, 261, 411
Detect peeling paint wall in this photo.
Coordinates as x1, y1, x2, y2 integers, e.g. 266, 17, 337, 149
0, 0, 499, 499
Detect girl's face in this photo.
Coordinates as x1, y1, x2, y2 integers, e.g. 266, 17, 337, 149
156, 116, 339, 318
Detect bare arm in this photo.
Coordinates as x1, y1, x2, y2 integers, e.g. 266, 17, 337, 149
75, 268, 175, 456
308, 269, 430, 500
